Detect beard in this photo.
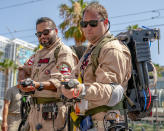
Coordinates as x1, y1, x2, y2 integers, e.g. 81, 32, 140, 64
40, 34, 57, 48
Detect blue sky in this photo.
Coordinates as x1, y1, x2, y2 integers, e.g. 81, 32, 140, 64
0, 0, 163, 65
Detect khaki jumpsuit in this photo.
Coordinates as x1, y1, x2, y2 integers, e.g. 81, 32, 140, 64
71, 34, 132, 131
23, 38, 78, 131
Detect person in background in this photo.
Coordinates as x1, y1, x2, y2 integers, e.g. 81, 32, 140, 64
1, 69, 28, 131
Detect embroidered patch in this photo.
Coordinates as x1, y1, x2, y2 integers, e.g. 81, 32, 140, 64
38, 58, 50, 64
59, 64, 71, 76
26, 55, 34, 66
45, 70, 50, 74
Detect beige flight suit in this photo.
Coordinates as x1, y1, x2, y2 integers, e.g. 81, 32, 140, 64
71, 34, 132, 131
23, 38, 78, 131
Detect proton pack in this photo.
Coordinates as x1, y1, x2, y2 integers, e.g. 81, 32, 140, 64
116, 28, 160, 121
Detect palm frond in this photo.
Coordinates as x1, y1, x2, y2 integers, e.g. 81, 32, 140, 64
59, 19, 71, 31
65, 26, 76, 39
59, 0, 89, 45
0, 51, 3, 59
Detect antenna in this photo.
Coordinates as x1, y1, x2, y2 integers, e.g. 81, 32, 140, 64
6, 27, 15, 39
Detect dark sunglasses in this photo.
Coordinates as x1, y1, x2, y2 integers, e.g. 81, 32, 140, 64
80, 19, 104, 28
35, 28, 54, 37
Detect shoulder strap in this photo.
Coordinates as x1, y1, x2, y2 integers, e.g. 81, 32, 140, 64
70, 100, 124, 128
91, 35, 116, 76
85, 101, 124, 116
54, 44, 62, 64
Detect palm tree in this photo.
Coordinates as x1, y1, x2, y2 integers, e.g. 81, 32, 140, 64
0, 52, 18, 95
154, 64, 164, 77
59, 0, 88, 46
0, 51, 3, 58
127, 24, 139, 30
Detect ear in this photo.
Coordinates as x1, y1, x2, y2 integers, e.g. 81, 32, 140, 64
104, 18, 108, 25
55, 28, 58, 34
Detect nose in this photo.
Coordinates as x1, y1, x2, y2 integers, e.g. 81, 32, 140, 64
40, 33, 46, 38
86, 24, 93, 30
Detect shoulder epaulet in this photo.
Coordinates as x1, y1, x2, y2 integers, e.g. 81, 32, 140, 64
54, 44, 62, 64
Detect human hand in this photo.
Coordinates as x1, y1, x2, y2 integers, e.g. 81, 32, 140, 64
18, 85, 35, 93
1, 121, 8, 131
61, 79, 83, 99
18, 79, 36, 93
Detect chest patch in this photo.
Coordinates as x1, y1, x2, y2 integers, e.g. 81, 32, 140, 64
26, 55, 34, 66
59, 64, 71, 76
38, 58, 50, 64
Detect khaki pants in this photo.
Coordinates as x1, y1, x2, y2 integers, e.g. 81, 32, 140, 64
7, 114, 21, 131
28, 103, 67, 131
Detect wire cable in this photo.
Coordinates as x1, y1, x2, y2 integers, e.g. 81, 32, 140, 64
147, 88, 152, 110
111, 23, 164, 33
0, 28, 35, 36
0, 0, 44, 10
143, 89, 147, 110
110, 8, 164, 19
112, 16, 164, 26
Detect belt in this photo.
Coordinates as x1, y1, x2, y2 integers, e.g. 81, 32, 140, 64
32, 97, 61, 104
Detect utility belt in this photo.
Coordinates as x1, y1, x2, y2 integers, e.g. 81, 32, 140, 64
31, 97, 61, 104
42, 103, 58, 121
31, 97, 60, 121
70, 101, 124, 131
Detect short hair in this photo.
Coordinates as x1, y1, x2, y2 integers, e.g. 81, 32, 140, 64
82, 2, 108, 20
36, 17, 56, 29
17, 69, 30, 81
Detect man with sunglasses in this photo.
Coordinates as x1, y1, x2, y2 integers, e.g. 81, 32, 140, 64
61, 2, 132, 131
18, 17, 78, 131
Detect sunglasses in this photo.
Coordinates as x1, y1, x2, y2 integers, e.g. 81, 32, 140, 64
35, 28, 54, 37
80, 19, 104, 28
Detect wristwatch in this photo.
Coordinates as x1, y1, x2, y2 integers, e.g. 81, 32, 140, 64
37, 82, 44, 91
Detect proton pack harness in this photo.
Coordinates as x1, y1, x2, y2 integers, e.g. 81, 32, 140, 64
117, 28, 160, 121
